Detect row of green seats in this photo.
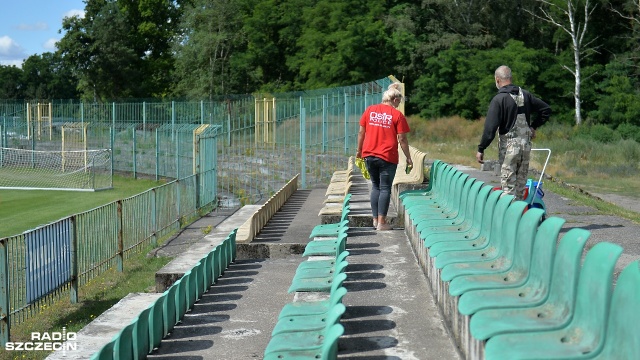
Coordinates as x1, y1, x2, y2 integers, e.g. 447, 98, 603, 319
264, 199, 351, 359
90, 229, 237, 360
400, 161, 640, 359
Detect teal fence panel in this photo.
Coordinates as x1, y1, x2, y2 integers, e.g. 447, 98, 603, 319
76, 202, 119, 285
0, 76, 397, 343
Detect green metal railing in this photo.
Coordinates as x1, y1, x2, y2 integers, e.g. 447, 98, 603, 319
0, 76, 396, 344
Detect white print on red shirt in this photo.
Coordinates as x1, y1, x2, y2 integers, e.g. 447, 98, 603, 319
369, 111, 393, 127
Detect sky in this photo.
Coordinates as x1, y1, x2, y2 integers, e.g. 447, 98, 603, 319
0, 0, 86, 67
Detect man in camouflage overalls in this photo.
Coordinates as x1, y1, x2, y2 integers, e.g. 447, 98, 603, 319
476, 65, 551, 200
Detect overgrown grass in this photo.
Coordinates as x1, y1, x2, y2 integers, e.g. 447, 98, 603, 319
0, 244, 172, 360
0, 176, 164, 238
407, 116, 640, 222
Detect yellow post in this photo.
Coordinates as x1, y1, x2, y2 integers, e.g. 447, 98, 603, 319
388, 75, 405, 115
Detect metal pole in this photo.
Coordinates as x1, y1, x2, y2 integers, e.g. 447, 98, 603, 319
70, 216, 78, 303
0, 238, 10, 345
300, 96, 307, 189
117, 200, 124, 272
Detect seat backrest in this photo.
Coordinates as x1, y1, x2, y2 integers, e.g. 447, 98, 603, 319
521, 216, 566, 287
490, 200, 529, 257
595, 260, 640, 359
133, 306, 151, 358
454, 176, 477, 219
163, 285, 178, 336
324, 303, 347, 330
477, 190, 505, 240
149, 293, 165, 350
506, 207, 545, 271
470, 185, 493, 229
332, 272, 348, 290
481, 194, 516, 247
567, 242, 622, 350
320, 324, 345, 360
329, 287, 348, 306
545, 228, 590, 314
463, 180, 484, 222
113, 322, 135, 360
446, 172, 469, 212
91, 338, 116, 360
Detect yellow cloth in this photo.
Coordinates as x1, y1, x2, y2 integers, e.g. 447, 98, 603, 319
355, 157, 370, 180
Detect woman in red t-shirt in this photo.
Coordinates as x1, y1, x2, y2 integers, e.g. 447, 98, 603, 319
356, 83, 412, 231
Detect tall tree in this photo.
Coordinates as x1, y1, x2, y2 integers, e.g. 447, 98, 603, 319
57, 0, 182, 100
172, 0, 247, 99
290, 0, 390, 88
21, 53, 79, 99
0, 65, 24, 99
525, 0, 599, 125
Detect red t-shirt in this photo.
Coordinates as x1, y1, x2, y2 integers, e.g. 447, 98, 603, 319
359, 103, 410, 164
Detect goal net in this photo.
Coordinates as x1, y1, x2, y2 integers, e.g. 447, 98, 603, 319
0, 147, 112, 191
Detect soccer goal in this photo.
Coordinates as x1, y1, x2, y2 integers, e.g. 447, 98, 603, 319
0, 147, 112, 191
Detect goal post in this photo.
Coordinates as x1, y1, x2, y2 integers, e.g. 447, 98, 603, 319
0, 147, 112, 191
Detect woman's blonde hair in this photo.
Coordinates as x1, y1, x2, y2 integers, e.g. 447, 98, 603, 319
382, 82, 403, 102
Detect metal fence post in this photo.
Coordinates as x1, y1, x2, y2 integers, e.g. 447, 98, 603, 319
0, 238, 10, 346
152, 188, 157, 247
70, 216, 79, 304
132, 127, 137, 179
300, 96, 307, 189
343, 92, 347, 154
117, 200, 124, 272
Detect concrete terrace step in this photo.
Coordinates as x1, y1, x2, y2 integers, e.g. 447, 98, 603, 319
145, 180, 461, 359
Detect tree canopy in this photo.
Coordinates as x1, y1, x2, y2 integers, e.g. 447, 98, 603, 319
2, 0, 640, 127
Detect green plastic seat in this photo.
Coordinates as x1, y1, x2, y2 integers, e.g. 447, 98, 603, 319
424, 189, 502, 250
295, 251, 349, 273
406, 170, 466, 218
263, 323, 344, 360
447, 207, 545, 296
162, 285, 178, 336
402, 162, 452, 202
587, 260, 640, 359
436, 198, 525, 275
288, 261, 348, 293
457, 216, 566, 316
176, 274, 189, 320
279, 273, 348, 319
132, 306, 151, 358
430, 193, 513, 264
90, 338, 116, 360
410, 176, 478, 231
399, 160, 442, 200
279, 287, 348, 320
415, 181, 487, 234
469, 227, 590, 341
113, 321, 135, 360
200, 251, 212, 290
229, 228, 238, 262
149, 293, 165, 350
309, 209, 350, 238
264, 307, 344, 355
272, 303, 346, 335
402, 165, 457, 214
483, 242, 623, 360
186, 263, 200, 309
302, 231, 347, 257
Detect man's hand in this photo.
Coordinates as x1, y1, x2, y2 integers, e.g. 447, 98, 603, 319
476, 152, 484, 164
530, 127, 536, 140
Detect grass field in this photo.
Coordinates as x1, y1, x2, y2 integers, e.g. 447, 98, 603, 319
0, 176, 164, 238
407, 116, 640, 200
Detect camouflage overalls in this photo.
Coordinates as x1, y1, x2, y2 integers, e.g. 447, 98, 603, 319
498, 88, 531, 201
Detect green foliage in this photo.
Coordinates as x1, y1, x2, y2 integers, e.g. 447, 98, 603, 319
413, 40, 554, 120
616, 123, 640, 143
